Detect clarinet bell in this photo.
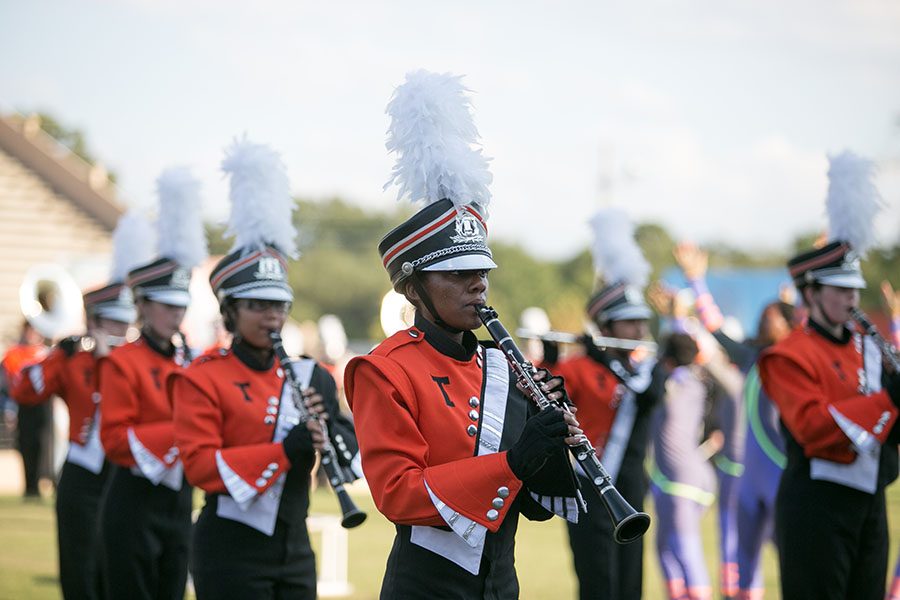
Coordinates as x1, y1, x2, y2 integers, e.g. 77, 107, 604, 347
601, 488, 651, 544
337, 490, 368, 529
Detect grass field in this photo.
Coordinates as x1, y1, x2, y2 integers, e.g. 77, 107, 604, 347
3, 485, 900, 599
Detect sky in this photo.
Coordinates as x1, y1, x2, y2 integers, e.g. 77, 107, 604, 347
2, 0, 899, 260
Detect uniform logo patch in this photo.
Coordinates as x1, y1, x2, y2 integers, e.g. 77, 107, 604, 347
450, 213, 484, 244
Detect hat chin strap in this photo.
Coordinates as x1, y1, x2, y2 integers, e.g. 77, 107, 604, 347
409, 272, 462, 335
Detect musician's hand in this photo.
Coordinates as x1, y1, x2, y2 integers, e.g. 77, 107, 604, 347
507, 408, 576, 480
302, 387, 328, 420
531, 368, 570, 406
562, 410, 583, 446
305, 419, 327, 451
282, 424, 314, 464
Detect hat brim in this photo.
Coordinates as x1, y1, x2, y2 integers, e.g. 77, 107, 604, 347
814, 272, 867, 290
93, 305, 137, 324
600, 304, 653, 323
421, 254, 498, 272
143, 290, 191, 307
230, 287, 294, 302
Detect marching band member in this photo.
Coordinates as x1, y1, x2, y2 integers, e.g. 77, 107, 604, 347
673, 242, 795, 600
758, 151, 900, 600
99, 168, 207, 599
345, 70, 581, 599
542, 208, 663, 600
11, 212, 146, 599
172, 139, 360, 599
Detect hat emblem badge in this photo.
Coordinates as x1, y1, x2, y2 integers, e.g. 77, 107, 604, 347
841, 251, 860, 272
450, 213, 483, 244
118, 286, 134, 304
624, 286, 643, 305
171, 268, 191, 290
254, 256, 285, 281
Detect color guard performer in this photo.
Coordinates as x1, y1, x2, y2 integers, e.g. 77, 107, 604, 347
542, 208, 663, 600
758, 151, 900, 600
99, 168, 207, 599
345, 70, 581, 599
172, 139, 361, 599
11, 212, 146, 600
880, 279, 900, 600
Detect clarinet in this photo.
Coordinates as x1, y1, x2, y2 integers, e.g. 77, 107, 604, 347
477, 305, 650, 544
270, 332, 367, 529
851, 307, 900, 372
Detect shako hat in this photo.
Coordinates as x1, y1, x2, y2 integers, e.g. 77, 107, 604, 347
209, 138, 297, 304
84, 210, 155, 323
127, 168, 208, 307
380, 70, 497, 291
787, 151, 883, 290
585, 208, 652, 324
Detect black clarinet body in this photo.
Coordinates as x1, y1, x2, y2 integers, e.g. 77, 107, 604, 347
270, 332, 367, 529
851, 307, 900, 372
477, 305, 650, 544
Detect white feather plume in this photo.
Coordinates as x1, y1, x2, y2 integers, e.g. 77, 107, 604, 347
221, 137, 298, 258
588, 208, 650, 288
825, 150, 884, 256
384, 69, 492, 212
156, 167, 208, 269
110, 210, 156, 281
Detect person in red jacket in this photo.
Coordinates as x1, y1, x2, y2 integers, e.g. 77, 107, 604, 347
345, 70, 582, 599
1, 320, 50, 498
171, 138, 360, 599
98, 168, 207, 600
13, 281, 135, 600
758, 151, 900, 600
539, 209, 662, 600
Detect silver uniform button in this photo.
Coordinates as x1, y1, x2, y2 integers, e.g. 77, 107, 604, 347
268, 397, 279, 405
267, 462, 278, 470
262, 469, 274, 479
466, 424, 477, 436
469, 397, 480, 408
468, 410, 479, 421
276, 368, 284, 378
486, 509, 499, 521
497, 486, 509, 498
264, 416, 276, 425
492, 497, 504, 509
267, 406, 278, 415
255, 478, 267, 487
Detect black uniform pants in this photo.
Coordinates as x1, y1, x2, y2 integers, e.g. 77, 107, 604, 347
16, 402, 51, 496
100, 468, 192, 600
566, 471, 645, 600
380, 523, 520, 600
191, 507, 316, 600
777, 475, 888, 600
56, 460, 110, 600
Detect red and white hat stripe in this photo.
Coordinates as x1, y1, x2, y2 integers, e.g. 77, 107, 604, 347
382, 205, 487, 269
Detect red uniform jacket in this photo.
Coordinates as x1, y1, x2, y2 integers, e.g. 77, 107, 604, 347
759, 324, 897, 464
171, 349, 294, 498
345, 327, 523, 533
2, 343, 48, 384
12, 342, 99, 444
99, 337, 185, 470
548, 356, 621, 450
